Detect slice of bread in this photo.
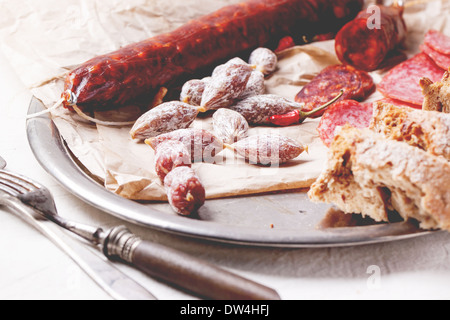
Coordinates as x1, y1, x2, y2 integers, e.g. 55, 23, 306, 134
370, 102, 450, 161
308, 126, 450, 230
420, 70, 450, 113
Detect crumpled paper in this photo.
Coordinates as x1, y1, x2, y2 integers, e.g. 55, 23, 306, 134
0, 0, 449, 201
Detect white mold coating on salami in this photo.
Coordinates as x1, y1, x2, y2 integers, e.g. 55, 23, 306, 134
130, 101, 199, 139
240, 70, 266, 100
232, 134, 306, 165
200, 63, 254, 110
248, 47, 278, 75
211, 57, 248, 77
146, 128, 224, 163
163, 166, 206, 216
212, 108, 249, 144
154, 140, 192, 182
180, 79, 207, 106
231, 94, 304, 124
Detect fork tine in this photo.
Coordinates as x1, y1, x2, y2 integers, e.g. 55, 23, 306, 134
0, 170, 40, 195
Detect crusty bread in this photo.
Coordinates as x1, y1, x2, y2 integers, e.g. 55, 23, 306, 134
420, 70, 450, 113
370, 102, 450, 161
308, 126, 450, 230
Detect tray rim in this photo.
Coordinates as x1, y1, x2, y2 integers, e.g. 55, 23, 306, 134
25, 96, 435, 248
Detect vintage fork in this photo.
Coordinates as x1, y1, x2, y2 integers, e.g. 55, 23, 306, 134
0, 160, 158, 300
0, 158, 280, 300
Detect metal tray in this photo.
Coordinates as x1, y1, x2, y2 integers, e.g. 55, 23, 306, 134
25, 96, 433, 248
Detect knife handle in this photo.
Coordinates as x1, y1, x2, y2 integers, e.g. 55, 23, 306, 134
103, 226, 281, 300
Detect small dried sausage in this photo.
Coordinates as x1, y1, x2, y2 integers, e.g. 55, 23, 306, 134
227, 134, 307, 165
248, 48, 278, 75
154, 140, 192, 182
130, 101, 199, 139
164, 166, 206, 216
145, 128, 224, 163
212, 108, 249, 144
180, 79, 208, 106
231, 94, 304, 125
200, 63, 254, 111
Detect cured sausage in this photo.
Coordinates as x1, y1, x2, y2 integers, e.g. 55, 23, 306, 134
316, 100, 373, 147
226, 134, 307, 165
154, 140, 192, 182
130, 101, 200, 139
230, 94, 305, 124
62, 0, 364, 112
421, 43, 450, 71
295, 65, 374, 117
424, 30, 450, 55
248, 47, 278, 75
145, 128, 224, 163
164, 166, 206, 216
378, 53, 445, 106
200, 63, 254, 111
212, 108, 249, 144
335, 5, 407, 72
180, 79, 208, 106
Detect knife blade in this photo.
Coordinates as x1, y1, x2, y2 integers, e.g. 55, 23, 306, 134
0, 191, 157, 300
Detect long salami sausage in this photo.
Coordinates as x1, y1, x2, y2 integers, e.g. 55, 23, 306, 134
62, 0, 364, 112
335, 4, 406, 72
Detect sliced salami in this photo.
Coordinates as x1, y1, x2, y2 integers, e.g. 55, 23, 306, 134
377, 53, 445, 106
421, 43, 450, 70
317, 100, 373, 147
295, 64, 373, 117
424, 30, 450, 55
378, 98, 421, 109
356, 68, 376, 97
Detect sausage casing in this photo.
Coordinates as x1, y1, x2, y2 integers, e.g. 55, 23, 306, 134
63, 0, 364, 111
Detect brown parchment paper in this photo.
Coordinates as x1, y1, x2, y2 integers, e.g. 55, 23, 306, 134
1, 0, 449, 201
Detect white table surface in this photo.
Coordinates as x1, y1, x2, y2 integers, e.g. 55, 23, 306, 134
1, 31, 450, 302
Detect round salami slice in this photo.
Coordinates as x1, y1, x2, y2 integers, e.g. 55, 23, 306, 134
421, 43, 450, 70
377, 53, 445, 106
424, 30, 450, 55
317, 100, 373, 147
295, 64, 373, 117
356, 68, 376, 97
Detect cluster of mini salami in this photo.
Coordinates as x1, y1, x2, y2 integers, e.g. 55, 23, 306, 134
378, 30, 449, 108
130, 47, 277, 141
147, 133, 208, 216
144, 126, 307, 216
130, 47, 311, 216
182, 47, 277, 112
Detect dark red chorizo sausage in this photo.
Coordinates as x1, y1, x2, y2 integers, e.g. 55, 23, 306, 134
63, 0, 364, 112
335, 4, 407, 72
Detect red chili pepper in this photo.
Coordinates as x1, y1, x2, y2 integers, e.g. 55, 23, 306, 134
267, 90, 344, 126
275, 36, 295, 53
268, 110, 300, 126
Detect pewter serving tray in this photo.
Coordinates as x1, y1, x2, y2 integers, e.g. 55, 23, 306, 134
26, 97, 433, 248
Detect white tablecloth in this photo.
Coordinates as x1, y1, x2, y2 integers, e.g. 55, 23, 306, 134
1, 6, 450, 301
